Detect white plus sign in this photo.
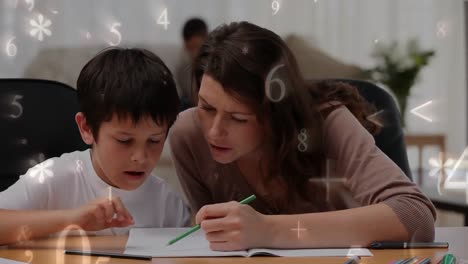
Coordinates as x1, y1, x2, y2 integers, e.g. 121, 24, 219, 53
309, 159, 346, 202
290, 220, 307, 238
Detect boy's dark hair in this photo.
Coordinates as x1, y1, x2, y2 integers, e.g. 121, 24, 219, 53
182, 18, 208, 41
77, 47, 179, 138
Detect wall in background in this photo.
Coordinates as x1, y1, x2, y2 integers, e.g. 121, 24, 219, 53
0, 0, 466, 170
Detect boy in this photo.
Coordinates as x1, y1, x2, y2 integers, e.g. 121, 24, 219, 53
0, 48, 190, 245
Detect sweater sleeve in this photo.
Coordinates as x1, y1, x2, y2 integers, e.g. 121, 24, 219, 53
324, 106, 436, 242
168, 109, 213, 214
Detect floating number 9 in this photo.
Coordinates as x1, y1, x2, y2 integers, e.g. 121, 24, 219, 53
272, 1, 280, 15
265, 64, 286, 102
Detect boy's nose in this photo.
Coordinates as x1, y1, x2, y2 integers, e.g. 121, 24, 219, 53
131, 149, 147, 164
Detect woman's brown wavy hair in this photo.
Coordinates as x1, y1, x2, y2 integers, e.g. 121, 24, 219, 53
192, 21, 379, 205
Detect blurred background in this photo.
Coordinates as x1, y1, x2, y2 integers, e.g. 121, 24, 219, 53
0, 0, 467, 226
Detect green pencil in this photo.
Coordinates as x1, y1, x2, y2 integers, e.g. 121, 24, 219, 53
166, 194, 257, 246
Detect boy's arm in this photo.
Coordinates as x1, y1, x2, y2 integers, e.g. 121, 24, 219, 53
0, 197, 134, 246
0, 209, 73, 245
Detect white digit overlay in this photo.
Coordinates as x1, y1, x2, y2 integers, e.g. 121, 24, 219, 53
272, 1, 280, 15
157, 8, 170, 30
265, 64, 286, 102
108, 22, 122, 46
6, 37, 17, 57
9, 95, 23, 118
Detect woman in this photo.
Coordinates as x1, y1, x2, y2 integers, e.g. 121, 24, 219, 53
169, 21, 436, 251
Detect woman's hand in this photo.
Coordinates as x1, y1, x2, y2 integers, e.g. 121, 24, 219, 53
69, 197, 134, 231
196, 201, 270, 251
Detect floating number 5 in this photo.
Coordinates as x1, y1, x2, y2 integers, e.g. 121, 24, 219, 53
108, 22, 122, 46
10, 95, 23, 118
265, 64, 286, 102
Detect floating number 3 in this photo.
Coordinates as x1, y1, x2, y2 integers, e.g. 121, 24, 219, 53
265, 64, 286, 102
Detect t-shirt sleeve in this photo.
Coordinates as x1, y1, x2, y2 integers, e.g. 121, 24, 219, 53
324, 106, 436, 242
168, 110, 213, 214
0, 163, 52, 210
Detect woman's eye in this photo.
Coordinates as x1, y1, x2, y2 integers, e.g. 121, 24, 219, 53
200, 105, 215, 111
232, 116, 247, 123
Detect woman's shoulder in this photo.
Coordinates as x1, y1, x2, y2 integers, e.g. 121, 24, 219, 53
170, 107, 200, 135
168, 107, 206, 150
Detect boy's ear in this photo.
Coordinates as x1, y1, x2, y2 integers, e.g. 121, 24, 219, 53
75, 112, 95, 145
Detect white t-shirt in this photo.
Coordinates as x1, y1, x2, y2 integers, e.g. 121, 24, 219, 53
0, 149, 191, 235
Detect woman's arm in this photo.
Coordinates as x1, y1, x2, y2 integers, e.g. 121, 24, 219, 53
267, 203, 408, 248
196, 201, 408, 250
323, 106, 436, 242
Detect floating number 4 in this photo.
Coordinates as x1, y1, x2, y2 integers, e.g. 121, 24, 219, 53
157, 8, 170, 30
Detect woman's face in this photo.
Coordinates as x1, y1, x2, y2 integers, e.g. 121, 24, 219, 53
197, 74, 265, 164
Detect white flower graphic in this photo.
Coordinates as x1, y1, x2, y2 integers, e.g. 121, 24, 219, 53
28, 153, 54, 184
29, 14, 52, 41
429, 156, 454, 178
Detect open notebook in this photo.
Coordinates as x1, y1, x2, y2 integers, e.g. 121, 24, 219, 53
124, 228, 373, 258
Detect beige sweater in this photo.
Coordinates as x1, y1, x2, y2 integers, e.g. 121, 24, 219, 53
169, 106, 436, 242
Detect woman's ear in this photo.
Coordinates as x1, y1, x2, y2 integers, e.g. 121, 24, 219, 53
75, 112, 95, 145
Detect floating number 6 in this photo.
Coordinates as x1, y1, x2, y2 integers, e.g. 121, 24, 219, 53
6, 37, 17, 57
265, 64, 286, 102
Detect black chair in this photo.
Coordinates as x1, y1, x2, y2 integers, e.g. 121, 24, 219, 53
320, 79, 412, 181
0, 79, 88, 191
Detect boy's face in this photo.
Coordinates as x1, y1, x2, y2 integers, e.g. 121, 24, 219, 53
76, 113, 167, 190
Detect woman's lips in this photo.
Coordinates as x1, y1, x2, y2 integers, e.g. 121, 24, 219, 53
210, 144, 232, 154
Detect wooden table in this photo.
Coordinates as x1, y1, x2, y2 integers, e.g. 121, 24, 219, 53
0, 227, 466, 264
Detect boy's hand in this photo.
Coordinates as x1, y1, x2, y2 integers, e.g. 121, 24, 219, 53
69, 197, 134, 231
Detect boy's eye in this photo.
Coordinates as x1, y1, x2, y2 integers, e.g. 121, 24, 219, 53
116, 138, 131, 144
148, 139, 161, 144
